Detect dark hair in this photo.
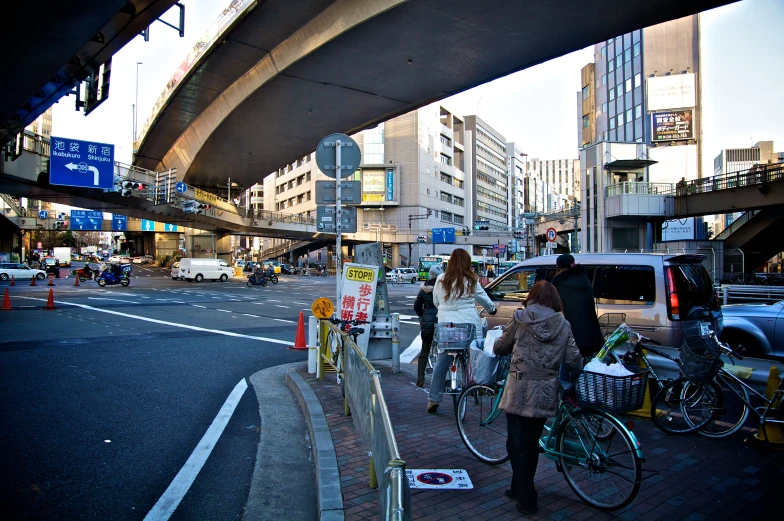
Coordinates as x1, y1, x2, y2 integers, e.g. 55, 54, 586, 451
524, 281, 563, 312
440, 249, 477, 301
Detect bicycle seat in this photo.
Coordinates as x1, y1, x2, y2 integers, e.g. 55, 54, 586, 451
348, 327, 365, 337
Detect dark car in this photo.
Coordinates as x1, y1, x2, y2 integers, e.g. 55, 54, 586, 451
720, 301, 784, 361
42, 257, 61, 278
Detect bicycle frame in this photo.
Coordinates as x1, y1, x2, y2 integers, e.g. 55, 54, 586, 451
716, 369, 784, 428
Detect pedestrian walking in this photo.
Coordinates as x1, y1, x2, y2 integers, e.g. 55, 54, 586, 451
493, 281, 582, 515
487, 266, 495, 279
413, 264, 443, 387
551, 254, 603, 358
427, 249, 496, 413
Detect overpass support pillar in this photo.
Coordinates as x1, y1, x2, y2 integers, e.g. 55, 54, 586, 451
215, 233, 232, 263
391, 244, 400, 267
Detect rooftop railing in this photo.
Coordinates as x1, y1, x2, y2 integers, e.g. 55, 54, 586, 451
606, 181, 675, 197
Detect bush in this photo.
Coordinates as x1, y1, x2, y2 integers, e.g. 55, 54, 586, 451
162, 255, 171, 267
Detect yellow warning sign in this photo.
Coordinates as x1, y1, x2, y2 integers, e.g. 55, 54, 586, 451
311, 297, 335, 319
345, 266, 375, 282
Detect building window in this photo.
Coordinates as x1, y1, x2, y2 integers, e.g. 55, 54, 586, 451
602, 131, 608, 140
582, 115, 590, 128
306, 171, 311, 181
625, 78, 632, 92
441, 211, 452, 222
634, 73, 641, 89
441, 172, 451, 184
440, 134, 451, 146
624, 48, 631, 63
307, 190, 312, 201
610, 118, 616, 130
633, 42, 641, 57
635, 104, 642, 119
601, 46, 606, 57
453, 215, 464, 225
440, 154, 451, 166
602, 102, 607, 115
582, 86, 590, 100
618, 113, 624, 126
453, 178, 464, 189
608, 59, 615, 72
626, 109, 632, 123
617, 83, 623, 98
616, 55, 622, 69
441, 192, 452, 203
609, 88, 615, 101
453, 196, 464, 207
601, 74, 606, 86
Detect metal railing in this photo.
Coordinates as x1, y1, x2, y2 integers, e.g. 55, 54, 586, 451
0, 193, 22, 216
319, 322, 411, 520
717, 285, 784, 304
714, 210, 759, 241
535, 205, 581, 224
606, 181, 675, 197
679, 162, 784, 196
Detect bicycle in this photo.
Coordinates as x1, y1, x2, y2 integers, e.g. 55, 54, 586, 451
324, 317, 368, 395
387, 273, 403, 287
456, 356, 645, 510
680, 339, 784, 441
434, 322, 474, 409
597, 322, 722, 435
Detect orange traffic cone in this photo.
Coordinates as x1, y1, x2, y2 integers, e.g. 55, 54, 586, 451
9, 275, 15, 286
30, 276, 36, 286
1, 288, 11, 311
288, 311, 308, 350
73, 275, 80, 287
44, 288, 55, 310
48, 274, 55, 286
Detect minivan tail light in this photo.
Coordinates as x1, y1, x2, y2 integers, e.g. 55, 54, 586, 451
665, 266, 680, 319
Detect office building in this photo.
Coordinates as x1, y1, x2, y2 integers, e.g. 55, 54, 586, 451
524, 158, 580, 207
714, 141, 782, 176
464, 116, 510, 228
507, 142, 527, 228
25, 107, 52, 138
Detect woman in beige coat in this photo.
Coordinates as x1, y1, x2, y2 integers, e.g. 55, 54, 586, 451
493, 281, 582, 515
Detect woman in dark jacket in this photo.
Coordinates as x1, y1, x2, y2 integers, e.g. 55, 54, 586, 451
551, 254, 604, 357
493, 281, 582, 515
413, 265, 443, 387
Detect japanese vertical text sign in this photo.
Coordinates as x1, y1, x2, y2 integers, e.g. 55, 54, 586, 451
339, 263, 379, 355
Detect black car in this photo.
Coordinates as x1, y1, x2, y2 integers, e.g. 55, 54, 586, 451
42, 257, 61, 278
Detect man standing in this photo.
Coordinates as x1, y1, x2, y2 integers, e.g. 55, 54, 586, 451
551, 254, 604, 358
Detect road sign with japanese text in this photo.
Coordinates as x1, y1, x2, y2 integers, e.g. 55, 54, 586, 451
405, 469, 473, 490
339, 263, 379, 355
112, 214, 127, 231
50, 136, 114, 189
70, 210, 103, 231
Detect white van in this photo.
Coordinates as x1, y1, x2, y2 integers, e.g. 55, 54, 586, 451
178, 258, 233, 282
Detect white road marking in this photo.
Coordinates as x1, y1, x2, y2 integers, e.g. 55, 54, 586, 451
191, 305, 206, 308
274, 318, 295, 323
242, 313, 257, 317
267, 299, 280, 302
215, 309, 232, 313
143, 379, 248, 521
397, 314, 416, 320
274, 305, 290, 308
16, 297, 292, 345
405, 296, 417, 299
87, 297, 141, 304
400, 320, 420, 325
292, 302, 308, 305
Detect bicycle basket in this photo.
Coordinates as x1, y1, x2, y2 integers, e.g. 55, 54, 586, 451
435, 323, 475, 349
575, 365, 650, 415
677, 335, 724, 383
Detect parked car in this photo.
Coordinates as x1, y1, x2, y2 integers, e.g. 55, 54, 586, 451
386, 267, 419, 284
132, 257, 144, 264
109, 255, 121, 263
143, 255, 154, 264
482, 253, 723, 349
171, 261, 181, 280
42, 257, 61, 278
0, 263, 47, 281
720, 301, 783, 361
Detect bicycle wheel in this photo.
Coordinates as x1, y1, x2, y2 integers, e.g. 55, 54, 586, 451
687, 373, 749, 438
650, 378, 719, 434
448, 355, 467, 409
456, 384, 509, 464
557, 409, 642, 511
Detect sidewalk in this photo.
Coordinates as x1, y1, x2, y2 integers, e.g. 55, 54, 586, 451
297, 361, 781, 520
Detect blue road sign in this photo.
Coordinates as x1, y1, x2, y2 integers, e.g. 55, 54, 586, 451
50, 137, 114, 189
175, 182, 187, 194
38, 210, 48, 219
432, 227, 456, 244
70, 210, 103, 231
163, 223, 178, 232
141, 219, 156, 231
112, 214, 127, 231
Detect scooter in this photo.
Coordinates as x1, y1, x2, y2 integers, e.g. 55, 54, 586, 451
75, 266, 98, 282
247, 272, 268, 287
262, 271, 279, 284
96, 264, 132, 287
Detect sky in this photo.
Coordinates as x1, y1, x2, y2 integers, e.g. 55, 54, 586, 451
52, 0, 784, 176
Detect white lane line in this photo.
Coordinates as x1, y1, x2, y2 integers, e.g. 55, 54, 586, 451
266, 299, 280, 302
191, 305, 206, 308
397, 314, 416, 320
146, 274, 151, 277
16, 297, 291, 345
144, 379, 248, 521
242, 313, 257, 317
215, 309, 231, 313
292, 302, 308, 305
87, 297, 141, 304
274, 318, 295, 323
274, 305, 290, 308
405, 296, 417, 299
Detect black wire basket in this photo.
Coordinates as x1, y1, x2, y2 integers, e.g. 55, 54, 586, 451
677, 335, 724, 383
575, 365, 650, 415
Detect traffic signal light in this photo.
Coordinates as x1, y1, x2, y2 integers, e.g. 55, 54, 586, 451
463, 227, 470, 236
416, 235, 428, 244
195, 203, 211, 214
121, 180, 145, 196
514, 230, 524, 239
55, 220, 68, 230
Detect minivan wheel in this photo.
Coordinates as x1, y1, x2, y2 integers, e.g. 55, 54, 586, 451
195, 274, 204, 282
220, 274, 228, 282
411, 276, 417, 284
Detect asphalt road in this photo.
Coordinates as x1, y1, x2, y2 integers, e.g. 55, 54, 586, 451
0, 268, 423, 520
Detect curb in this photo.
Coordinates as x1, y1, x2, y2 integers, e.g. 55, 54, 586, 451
286, 371, 345, 521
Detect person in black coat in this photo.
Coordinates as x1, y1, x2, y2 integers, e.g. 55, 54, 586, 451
413, 265, 443, 387
551, 254, 604, 357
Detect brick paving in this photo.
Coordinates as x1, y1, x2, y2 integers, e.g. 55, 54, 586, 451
298, 362, 781, 520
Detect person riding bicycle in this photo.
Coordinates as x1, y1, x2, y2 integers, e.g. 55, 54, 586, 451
413, 264, 443, 388
427, 249, 496, 414
493, 281, 582, 516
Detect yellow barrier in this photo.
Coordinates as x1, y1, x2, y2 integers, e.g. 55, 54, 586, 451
752, 366, 784, 445
628, 349, 652, 418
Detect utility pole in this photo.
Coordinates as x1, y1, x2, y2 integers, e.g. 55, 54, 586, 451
134, 62, 143, 143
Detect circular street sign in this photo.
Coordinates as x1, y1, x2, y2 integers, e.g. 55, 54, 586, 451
546, 227, 557, 242
312, 297, 335, 319
415, 472, 453, 486
175, 181, 187, 194
315, 133, 362, 179
205, 248, 212, 253
39, 210, 48, 219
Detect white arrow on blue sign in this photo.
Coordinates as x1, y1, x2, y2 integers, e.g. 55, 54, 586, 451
175, 182, 187, 194
49, 137, 114, 189
112, 215, 127, 231
38, 210, 48, 219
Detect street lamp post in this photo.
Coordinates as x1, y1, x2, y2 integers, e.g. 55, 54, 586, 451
134, 62, 143, 144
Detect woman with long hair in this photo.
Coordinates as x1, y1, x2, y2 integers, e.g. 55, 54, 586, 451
427, 248, 496, 413
493, 281, 582, 515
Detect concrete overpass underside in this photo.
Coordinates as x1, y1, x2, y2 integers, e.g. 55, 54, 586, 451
134, 0, 733, 189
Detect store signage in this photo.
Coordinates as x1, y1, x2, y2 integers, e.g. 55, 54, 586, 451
661, 217, 696, 242
652, 110, 693, 141
647, 73, 695, 111
386, 168, 394, 201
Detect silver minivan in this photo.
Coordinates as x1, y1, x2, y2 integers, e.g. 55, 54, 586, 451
481, 253, 723, 349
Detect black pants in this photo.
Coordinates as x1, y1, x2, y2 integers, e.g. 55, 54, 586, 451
506, 414, 547, 510
416, 329, 434, 382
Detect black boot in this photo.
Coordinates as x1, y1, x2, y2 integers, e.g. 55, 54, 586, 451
416, 357, 427, 387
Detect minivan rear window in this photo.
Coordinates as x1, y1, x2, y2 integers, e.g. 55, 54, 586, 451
666, 263, 719, 319
595, 265, 656, 305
